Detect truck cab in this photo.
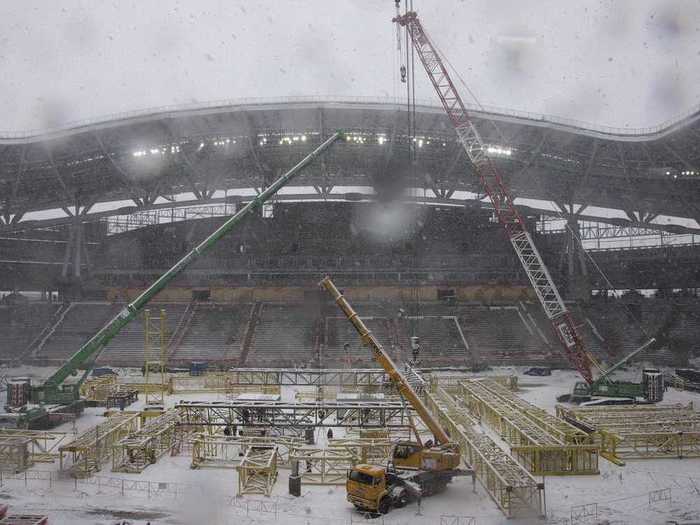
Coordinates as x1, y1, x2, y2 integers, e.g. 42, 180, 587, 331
346, 464, 388, 513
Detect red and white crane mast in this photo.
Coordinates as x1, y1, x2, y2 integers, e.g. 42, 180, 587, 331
393, 11, 595, 384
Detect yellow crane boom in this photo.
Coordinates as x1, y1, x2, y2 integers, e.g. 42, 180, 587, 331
319, 276, 451, 445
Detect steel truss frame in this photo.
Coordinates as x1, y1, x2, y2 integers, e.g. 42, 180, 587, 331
112, 409, 182, 473
105, 389, 138, 409
225, 368, 389, 387
476, 380, 590, 445
62, 375, 134, 412
345, 427, 414, 441
191, 435, 304, 469
143, 309, 167, 406
0, 437, 31, 472
169, 373, 281, 395
460, 380, 598, 475
237, 445, 278, 496
433, 374, 518, 393
290, 447, 356, 485
0, 429, 67, 464
79, 375, 118, 403
328, 438, 395, 464
557, 403, 700, 463
423, 387, 544, 518
59, 413, 139, 477
175, 400, 414, 429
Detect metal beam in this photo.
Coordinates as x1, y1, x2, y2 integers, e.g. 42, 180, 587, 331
176, 400, 414, 429
43, 147, 71, 201
160, 121, 204, 200
93, 132, 146, 202
4, 189, 700, 236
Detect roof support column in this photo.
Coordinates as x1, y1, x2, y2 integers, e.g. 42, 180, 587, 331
557, 202, 591, 303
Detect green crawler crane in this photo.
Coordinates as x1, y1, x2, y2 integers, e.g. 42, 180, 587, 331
30, 132, 343, 406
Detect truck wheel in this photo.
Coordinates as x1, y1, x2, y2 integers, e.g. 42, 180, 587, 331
378, 496, 391, 514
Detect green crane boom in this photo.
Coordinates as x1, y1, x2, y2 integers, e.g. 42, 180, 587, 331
33, 132, 343, 404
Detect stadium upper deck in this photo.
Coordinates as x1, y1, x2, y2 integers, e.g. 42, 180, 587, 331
0, 97, 698, 233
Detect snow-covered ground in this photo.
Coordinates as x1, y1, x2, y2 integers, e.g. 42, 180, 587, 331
1, 366, 699, 524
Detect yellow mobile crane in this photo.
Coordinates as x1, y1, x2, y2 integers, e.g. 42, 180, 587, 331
320, 277, 470, 514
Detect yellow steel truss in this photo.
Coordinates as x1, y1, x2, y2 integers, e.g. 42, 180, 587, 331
191, 434, 303, 469
237, 445, 278, 496
557, 403, 700, 464
112, 409, 181, 473
423, 386, 545, 519
460, 380, 598, 475
59, 412, 139, 477
290, 447, 357, 485
144, 309, 167, 406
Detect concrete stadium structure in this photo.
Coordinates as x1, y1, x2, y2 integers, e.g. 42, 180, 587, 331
0, 98, 699, 372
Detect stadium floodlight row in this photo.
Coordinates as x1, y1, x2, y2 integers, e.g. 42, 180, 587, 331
0, 99, 698, 235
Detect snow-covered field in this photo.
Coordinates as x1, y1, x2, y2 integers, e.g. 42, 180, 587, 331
1, 366, 699, 525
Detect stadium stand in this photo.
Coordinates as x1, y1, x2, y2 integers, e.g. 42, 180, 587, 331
456, 306, 551, 366
245, 304, 319, 368
33, 302, 118, 363
170, 303, 249, 363
96, 303, 188, 366
400, 316, 469, 363
323, 314, 396, 368
0, 302, 60, 362
6, 294, 698, 369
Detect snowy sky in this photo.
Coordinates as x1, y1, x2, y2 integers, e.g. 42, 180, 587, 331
0, 0, 698, 132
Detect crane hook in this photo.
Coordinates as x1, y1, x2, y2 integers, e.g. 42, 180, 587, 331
400, 65, 407, 83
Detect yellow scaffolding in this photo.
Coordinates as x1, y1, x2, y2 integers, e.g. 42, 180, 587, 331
237, 445, 278, 496
191, 434, 304, 469
0, 429, 67, 465
557, 403, 700, 464
289, 447, 357, 485
59, 412, 139, 477
460, 380, 598, 475
144, 309, 167, 406
79, 375, 118, 403
435, 374, 519, 393
0, 437, 31, 472
423, 386, 544, 518
167, 373, 281, 396
328, 437, 395, 464
475, 380, 590, 444
112, 409, 181, 473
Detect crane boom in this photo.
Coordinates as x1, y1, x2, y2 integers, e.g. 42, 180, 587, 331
393, 11, 594, 384
33, 132, 344, 404
319, 276, 451, 445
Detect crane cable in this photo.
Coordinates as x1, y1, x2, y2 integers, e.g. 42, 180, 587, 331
402, 0, 422, 346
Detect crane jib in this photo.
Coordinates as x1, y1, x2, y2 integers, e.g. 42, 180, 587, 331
394, 11, 594, 384
320, 276, 453, 446
39, 133, 342, 394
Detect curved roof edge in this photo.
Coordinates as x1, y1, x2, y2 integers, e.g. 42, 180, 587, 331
1, 95, 699, 145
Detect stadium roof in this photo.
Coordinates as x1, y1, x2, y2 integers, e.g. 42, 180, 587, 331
3, 1, 699, 131
0, 98, 699, 234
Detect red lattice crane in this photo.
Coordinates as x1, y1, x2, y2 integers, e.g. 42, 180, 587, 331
394, 11, 595, 384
